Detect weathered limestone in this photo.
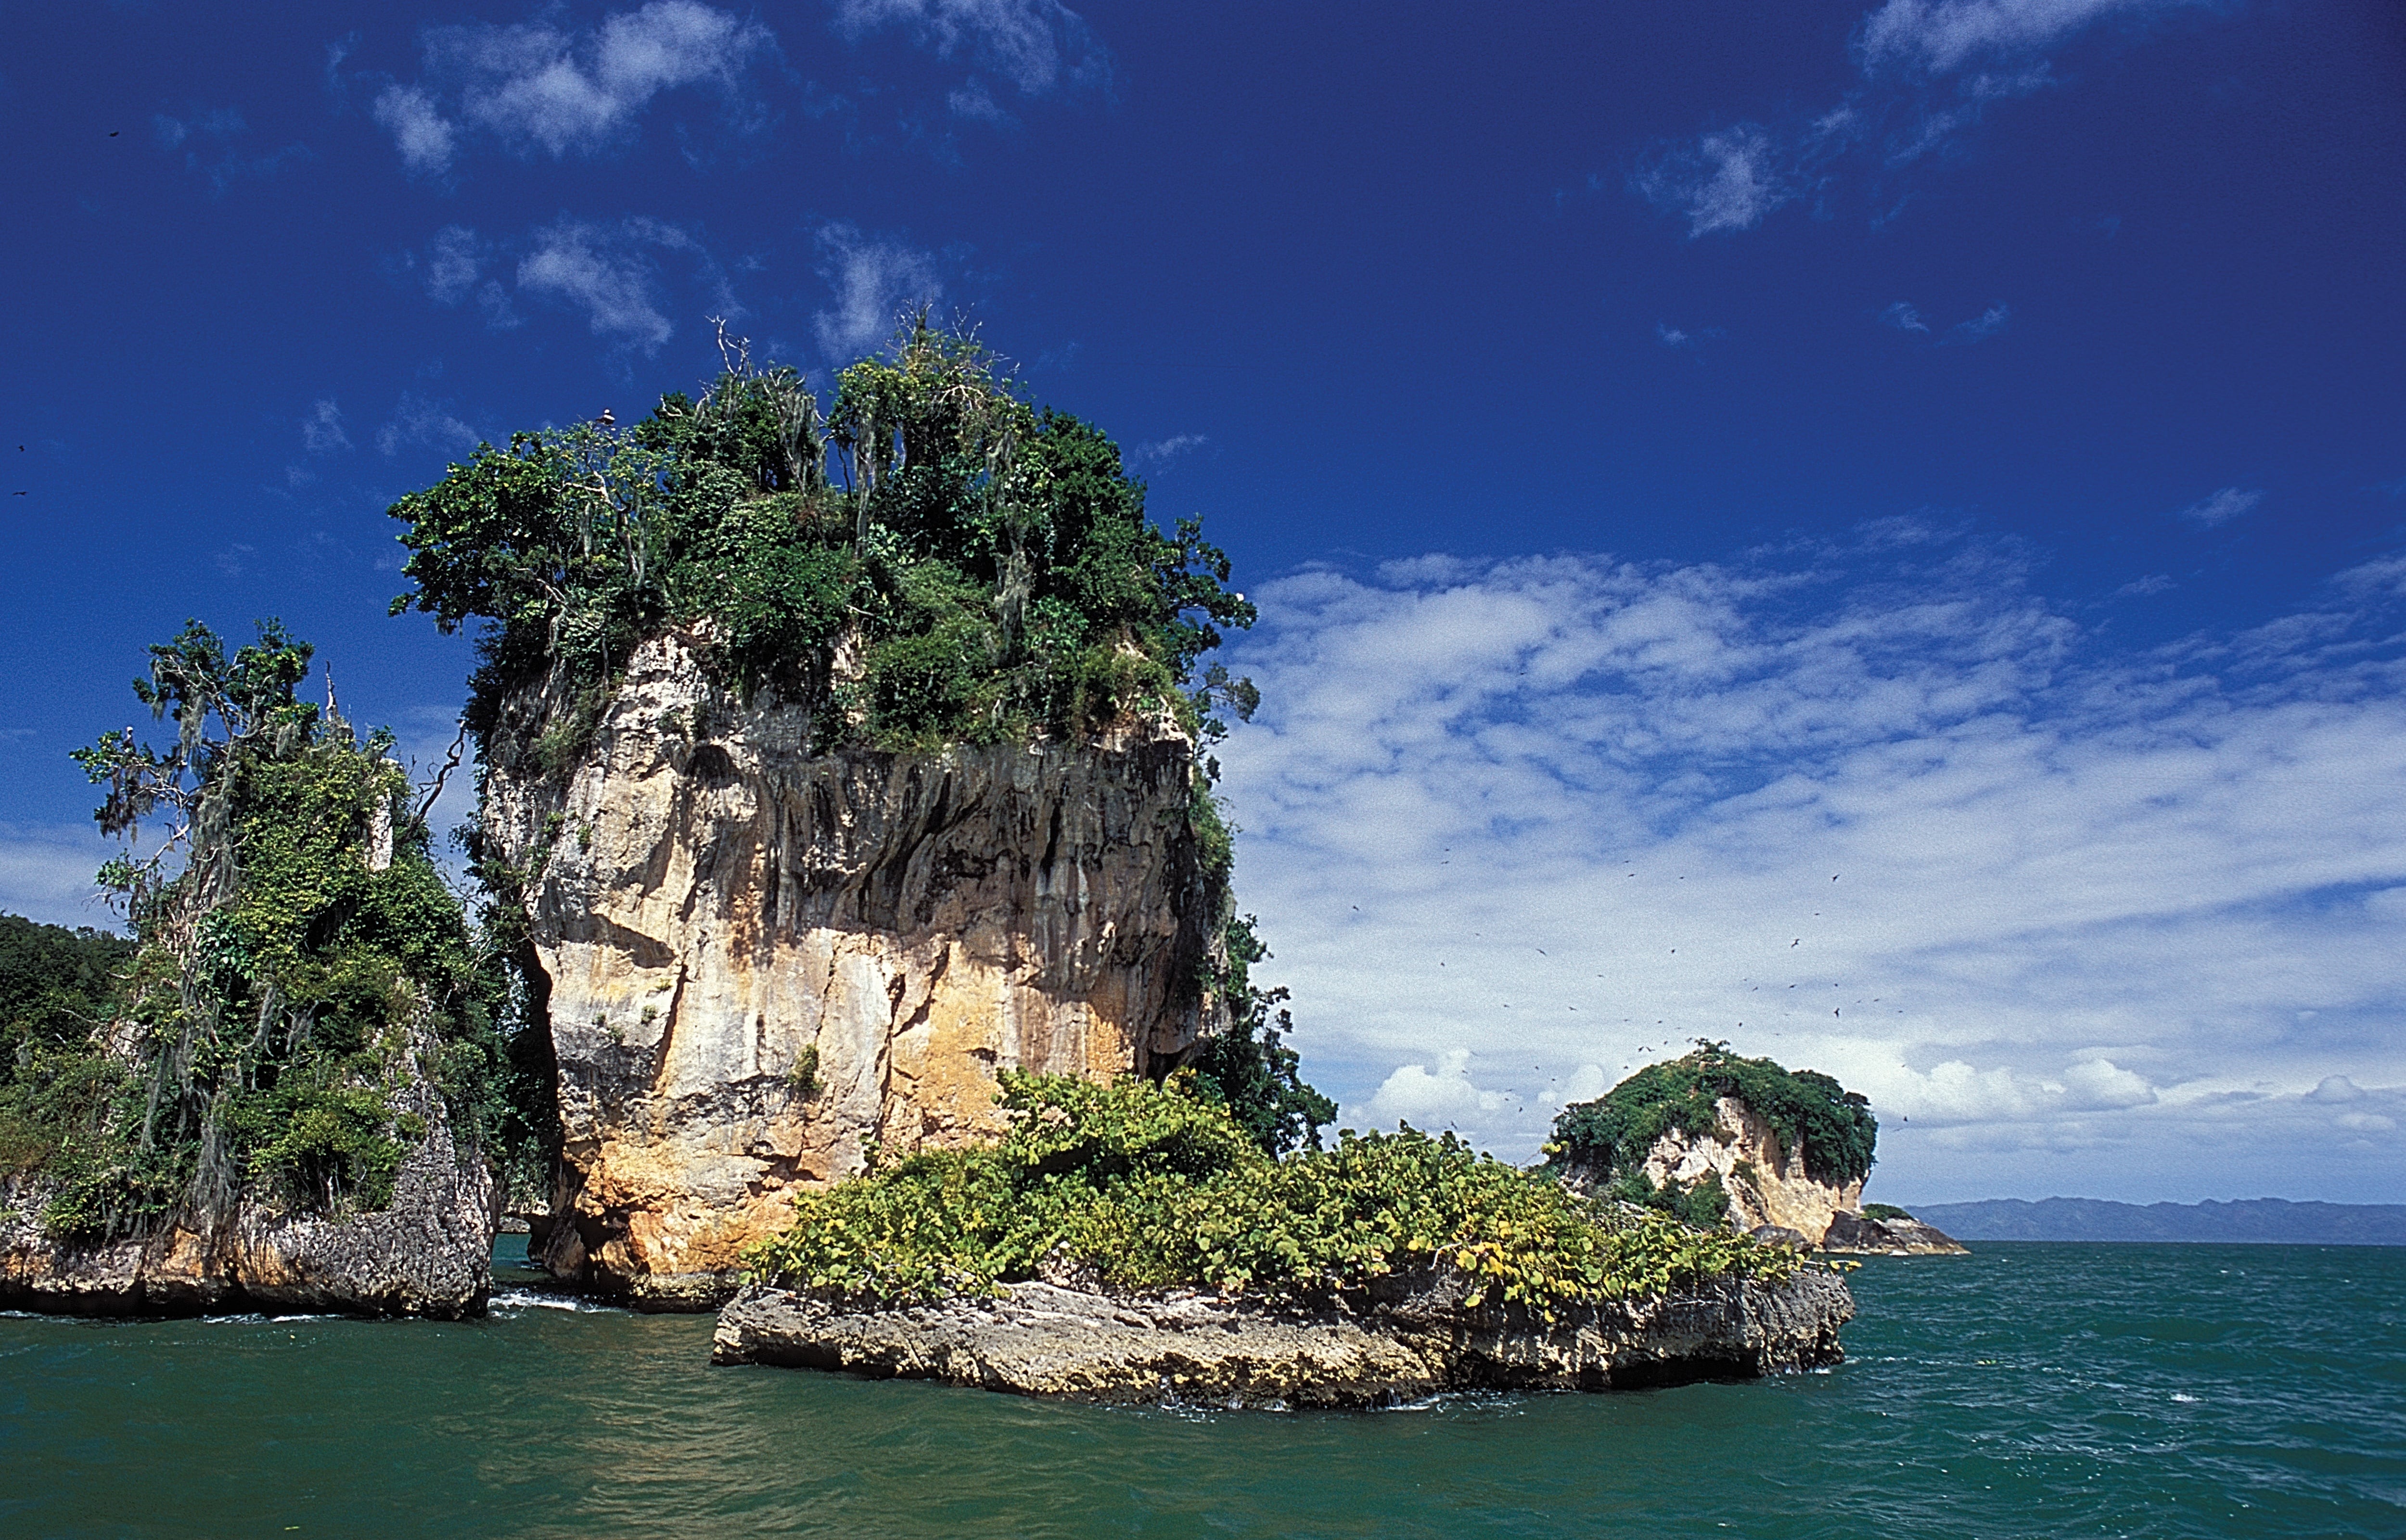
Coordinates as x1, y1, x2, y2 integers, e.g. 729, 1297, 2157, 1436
711, 1267, 1855, 1406
484, 634, 1216, 1306
1639, 1095, 1867, 1244
0, 1031, 496, 1317
1820, 1210, 1970, 1256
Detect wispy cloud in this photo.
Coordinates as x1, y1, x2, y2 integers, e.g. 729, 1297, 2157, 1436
1216, 534, 2406, 1201
832, 0, 1112, 103
1881, 301, 1932, 333
378, 392, 481, 458
407, 225, 520, 326
1655, 322, 1726, 349
152, 107, 311, 191
1632, 124, 1796, 238
299, 399, 350, 454
1942, 301, 2011, 343
1634, 0, 2206, 236
1856, 0, 2186, 77
515, 216, 727, 353
2110, 573, 2175, 598
2177, 486, 2262, 528
1127, 433, 1209, 471
1880, 300, 2011, 343
812, 222, 942, 361
372, 0, 776, 178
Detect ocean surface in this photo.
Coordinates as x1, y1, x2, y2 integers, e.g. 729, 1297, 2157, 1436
3, 1241, 2401, 1539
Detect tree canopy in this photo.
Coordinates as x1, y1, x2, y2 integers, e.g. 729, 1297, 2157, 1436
386, 319, 1259, 762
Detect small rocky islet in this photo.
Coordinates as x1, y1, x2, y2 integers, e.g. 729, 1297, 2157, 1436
1, 323, 1956, 1395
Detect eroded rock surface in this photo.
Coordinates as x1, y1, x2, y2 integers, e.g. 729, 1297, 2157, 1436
0, 1046, 496, 1317
710, 1268, 1855, 1407
1820, 1210, 1970, 1256
1640, 1095, 1867, 1244
485, 635, 1216, 1306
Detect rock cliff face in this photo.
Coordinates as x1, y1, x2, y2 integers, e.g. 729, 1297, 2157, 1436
484, 634, 1216, 1307
0, 1028, 496, 1317
710, 1267, 1854, 1406
1640, 1095, 1865, 1245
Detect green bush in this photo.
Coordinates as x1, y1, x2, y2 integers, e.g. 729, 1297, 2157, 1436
1549, 1042, 1878, 1194
1863, 1202, 1913, 1221
745, 1072, 1801, 1316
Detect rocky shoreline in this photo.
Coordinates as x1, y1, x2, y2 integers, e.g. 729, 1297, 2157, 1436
710, 1267, 1855, 1407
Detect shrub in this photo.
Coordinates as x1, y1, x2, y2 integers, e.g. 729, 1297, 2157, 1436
745, 1072, 1802, 1317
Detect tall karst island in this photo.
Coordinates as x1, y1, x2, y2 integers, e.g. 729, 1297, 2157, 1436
386, 323, 1305, 1306
6, 324, 1903, 1395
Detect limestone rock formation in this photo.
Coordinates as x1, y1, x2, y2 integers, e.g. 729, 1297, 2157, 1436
710, 1267, 1855, 1406
1820, 1210, 1970, 1256
0, 1034, 496, 1317
1639, 1095, 1866, 1245
486, 634, 1216, 1307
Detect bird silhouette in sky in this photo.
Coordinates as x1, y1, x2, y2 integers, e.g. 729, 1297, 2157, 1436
594, 408, 615, 428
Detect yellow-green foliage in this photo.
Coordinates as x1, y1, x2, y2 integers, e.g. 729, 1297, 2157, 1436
744, 1072, 1801, 1317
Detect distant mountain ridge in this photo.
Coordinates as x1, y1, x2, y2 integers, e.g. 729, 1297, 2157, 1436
1909, 1197, 2406, 1245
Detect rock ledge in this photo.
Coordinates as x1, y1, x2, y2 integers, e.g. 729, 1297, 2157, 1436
711, 1268, 1853, 1407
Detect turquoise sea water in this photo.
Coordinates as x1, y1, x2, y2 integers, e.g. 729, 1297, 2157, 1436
3, 1241, 2401, 1539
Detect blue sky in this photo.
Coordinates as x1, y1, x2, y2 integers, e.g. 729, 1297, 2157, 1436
3, 0, 2402, 1202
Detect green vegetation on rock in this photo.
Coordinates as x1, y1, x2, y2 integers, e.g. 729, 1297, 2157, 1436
1546, 1042, 1879, 1227
1, 621, 528, 1240
384, 318, 1326, 1153
387, 320, 1259, 764
1183, 915, 1337, 1154
1862, 1202, 1913, 1221
745, 1071, 1801, 1316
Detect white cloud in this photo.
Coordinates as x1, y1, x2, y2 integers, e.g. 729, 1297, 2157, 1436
1942, 301, 2012, 342
1856, 0, 2181, 77
1881, 301, 1932, 333
376, 1, 775, 176
2110, 573, 2175, 599
300, 399, 349, 455
516, 216, 716, 352
1349, 1050, 1514, 1134
0, 823, 118, 930
421, 225, 484, 304
378, 392, 481, 458
832, 0, 1111, 97
1634, 125, 1794, 238
1634, 0, 2204, 236
371, 85, 458, 177
2176, 486, 2262, 529
1655, 323, 1726, 349
1128, 433, 1209, 471
812, 223, 942, 361
1215, 531, 2406, 1200
151, 107, 310, 191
